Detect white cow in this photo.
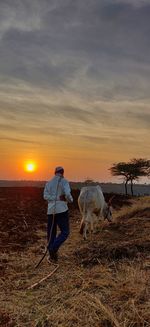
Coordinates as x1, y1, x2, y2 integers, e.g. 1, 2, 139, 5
78, 185, 113, 240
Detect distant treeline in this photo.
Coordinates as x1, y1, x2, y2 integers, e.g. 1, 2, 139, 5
0, 180, 149, 196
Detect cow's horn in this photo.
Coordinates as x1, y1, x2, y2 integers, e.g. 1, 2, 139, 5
108, 195, 115, 205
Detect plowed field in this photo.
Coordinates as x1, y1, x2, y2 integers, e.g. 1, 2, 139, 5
0, 188, 150, 327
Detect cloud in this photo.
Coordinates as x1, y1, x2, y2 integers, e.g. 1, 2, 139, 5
0, 136, 41, 144
0, 0, 150, 100
0, 0, 43, 38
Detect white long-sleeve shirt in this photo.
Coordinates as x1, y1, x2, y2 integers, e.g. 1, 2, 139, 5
43, 174, 73, 214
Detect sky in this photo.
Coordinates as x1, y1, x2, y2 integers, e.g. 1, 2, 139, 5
0, 0, 150, 182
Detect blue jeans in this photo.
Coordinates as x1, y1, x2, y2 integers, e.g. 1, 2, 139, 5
47, 210, 69, 253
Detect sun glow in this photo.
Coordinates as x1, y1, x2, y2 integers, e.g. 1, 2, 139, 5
24, 161, 37, 173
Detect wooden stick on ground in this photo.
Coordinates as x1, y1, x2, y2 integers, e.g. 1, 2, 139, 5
27, 264, 59, 290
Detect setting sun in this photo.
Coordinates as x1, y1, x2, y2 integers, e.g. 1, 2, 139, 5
24, 161, 37, 173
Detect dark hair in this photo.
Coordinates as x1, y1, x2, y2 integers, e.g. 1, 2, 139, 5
55, 167, 64, 174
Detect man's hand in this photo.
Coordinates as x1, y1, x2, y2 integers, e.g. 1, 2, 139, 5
59, 194, 66, 201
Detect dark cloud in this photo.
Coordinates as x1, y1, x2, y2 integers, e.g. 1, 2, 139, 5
0, 0, 150, 96
77, 133, 140, 146
0, 95, 149, 135
0, 123, 17, 131
0, 100, 93, 124
125, 110, 150, 128
0, 136, 40, 144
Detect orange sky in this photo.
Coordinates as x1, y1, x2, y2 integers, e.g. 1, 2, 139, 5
0, 103, 149, 182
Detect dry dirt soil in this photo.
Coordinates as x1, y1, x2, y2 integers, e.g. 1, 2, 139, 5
0, 187, 150, 327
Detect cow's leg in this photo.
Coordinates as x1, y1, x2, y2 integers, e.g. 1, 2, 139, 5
91, 213, 98, 234
83, 221, 88, 240
85, 211, 93, 238
79, 219, 85, 235
90, 218, 94, 234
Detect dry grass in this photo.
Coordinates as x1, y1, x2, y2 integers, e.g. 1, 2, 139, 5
0, 195, 150, 327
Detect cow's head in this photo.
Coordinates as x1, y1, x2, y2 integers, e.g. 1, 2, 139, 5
103, 204, 112, 221
103, 196, 115, 222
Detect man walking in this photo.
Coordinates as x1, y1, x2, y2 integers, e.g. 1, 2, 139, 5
43, 166, 73, 262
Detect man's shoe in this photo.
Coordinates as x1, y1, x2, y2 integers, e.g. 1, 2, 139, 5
49, 250, 58, 262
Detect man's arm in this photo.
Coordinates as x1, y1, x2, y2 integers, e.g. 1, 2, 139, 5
62, 180, 73, 203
